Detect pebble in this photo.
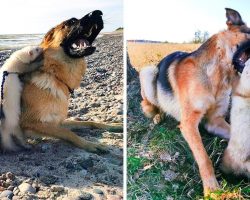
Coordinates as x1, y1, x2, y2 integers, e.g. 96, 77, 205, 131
13, 187, 20, 195
93, 188, 104, 195
18, 182, 36, 194
65, 190, 88, 200
81, 192, 93, 200
51, 185, 64, 192
80, 169, 87, 176
0, 190, 14, 198
41, 143, 52, 152
40, 175, 58, 185
6, 172, 15, 181
107, 195, 122, 200
7, 186, 14, 191
78, 158, 94, 170
0, 186, 5, 191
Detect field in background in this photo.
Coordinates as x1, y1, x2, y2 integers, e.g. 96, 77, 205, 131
127, 42, 200, 70
127, 42, 250, 199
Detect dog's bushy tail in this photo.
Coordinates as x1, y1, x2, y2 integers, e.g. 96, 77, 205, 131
139, 65, 158, 106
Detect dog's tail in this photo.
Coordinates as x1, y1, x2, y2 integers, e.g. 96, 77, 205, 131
139, 65, 158, 106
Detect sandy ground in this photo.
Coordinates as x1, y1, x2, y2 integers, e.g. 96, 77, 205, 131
0, 34, 123, 200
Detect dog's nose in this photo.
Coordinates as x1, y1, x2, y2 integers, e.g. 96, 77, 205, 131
80, 10, 104, 30
88, 10, 103, 17
81, 10, 103, 21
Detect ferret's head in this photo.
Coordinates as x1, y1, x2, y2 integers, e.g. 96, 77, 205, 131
16, 46, 43, 63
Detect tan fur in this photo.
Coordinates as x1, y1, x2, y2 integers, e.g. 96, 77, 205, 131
139, 8, 250, 196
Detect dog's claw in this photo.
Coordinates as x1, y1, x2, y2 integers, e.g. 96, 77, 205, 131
81, 139, 109, 154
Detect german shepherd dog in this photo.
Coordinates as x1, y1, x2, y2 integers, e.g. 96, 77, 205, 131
17, 10, 121, 153
139, 8, 250, 195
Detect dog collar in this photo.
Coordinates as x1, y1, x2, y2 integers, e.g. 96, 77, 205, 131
54, 74, 74, 95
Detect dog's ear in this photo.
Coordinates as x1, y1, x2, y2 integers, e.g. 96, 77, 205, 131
226, 8, 245, 28
41, 28, 55, 48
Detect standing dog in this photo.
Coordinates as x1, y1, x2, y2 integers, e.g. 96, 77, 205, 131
139, 8, 250, 196
18, 10, 121, 153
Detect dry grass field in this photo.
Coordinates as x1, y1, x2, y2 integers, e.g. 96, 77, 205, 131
127, 42, 200, 70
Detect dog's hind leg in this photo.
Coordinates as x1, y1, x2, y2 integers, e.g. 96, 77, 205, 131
61, 119, 123, 132
21, 122, 108, 153
140, 66, 163, 123
141, 98, 164, 124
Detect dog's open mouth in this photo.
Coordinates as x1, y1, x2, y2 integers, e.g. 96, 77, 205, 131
68, 37, 95, 57
71, 39, 89, 50
233, 40, 250, 73
61, 10, 103, 58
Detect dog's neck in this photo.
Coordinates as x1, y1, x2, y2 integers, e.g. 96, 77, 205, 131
41, 48, 87, 90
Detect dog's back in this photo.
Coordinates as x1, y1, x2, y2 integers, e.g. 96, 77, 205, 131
139, 51, 189, 121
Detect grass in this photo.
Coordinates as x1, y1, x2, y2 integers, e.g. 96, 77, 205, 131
127, 42, 200, 70
127, 42, 250, 199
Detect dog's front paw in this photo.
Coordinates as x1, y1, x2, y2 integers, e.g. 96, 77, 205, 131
203, 179, 220, 197
83, 140, 109, 154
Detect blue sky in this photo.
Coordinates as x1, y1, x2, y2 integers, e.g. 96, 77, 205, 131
125, 0, 250, 42
0, 0, 123, 34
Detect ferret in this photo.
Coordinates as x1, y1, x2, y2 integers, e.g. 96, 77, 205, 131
0, 46, 43, 151
221, 59, 250, 177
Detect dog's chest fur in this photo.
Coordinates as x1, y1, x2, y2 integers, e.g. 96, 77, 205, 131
21, 49, 87, 125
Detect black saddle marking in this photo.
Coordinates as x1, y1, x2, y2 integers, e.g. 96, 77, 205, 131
157, 51, 190, 92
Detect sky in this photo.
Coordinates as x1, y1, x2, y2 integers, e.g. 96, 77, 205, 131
125, 0, 250, 43
0, 0, 123, 34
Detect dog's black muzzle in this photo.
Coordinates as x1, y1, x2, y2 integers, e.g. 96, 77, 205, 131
61, 10, 104, 58
233, 40, 250, 73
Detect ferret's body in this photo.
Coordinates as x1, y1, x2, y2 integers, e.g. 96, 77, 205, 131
222, 59, 250, 177
0, 46, 43, 151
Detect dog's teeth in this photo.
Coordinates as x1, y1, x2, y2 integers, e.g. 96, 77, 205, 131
72, 43, 77, 48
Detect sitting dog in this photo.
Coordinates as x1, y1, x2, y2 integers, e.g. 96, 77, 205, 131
19, 10, 122, 153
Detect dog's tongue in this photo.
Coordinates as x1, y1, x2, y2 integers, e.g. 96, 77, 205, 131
78, 39, 90, 47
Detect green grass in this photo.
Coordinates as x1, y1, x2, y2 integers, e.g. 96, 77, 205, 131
127, 78, 250, 200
